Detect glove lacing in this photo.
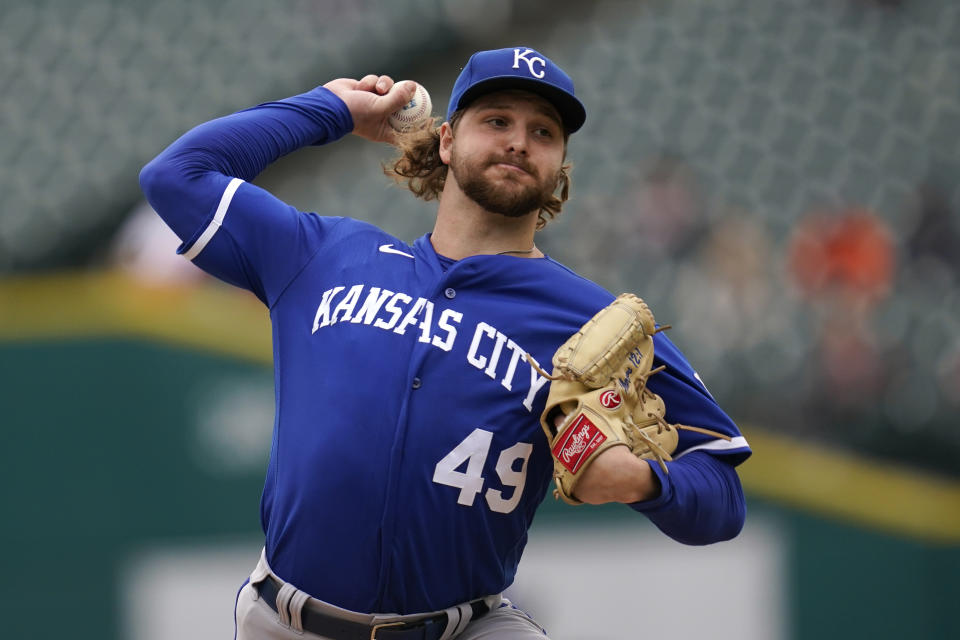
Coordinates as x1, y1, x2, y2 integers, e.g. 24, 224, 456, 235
624, 363, 732, 472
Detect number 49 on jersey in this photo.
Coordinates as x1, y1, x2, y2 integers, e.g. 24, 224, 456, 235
433, 428, 532, 514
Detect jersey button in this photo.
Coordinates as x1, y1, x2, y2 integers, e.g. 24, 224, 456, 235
412, 377, 422, 389
444, 287, 456, 299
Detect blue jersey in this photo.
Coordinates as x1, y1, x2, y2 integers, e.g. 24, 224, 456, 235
140, 85, 751, 615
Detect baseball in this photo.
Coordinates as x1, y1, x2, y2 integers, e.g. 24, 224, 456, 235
388, 82, 432, 131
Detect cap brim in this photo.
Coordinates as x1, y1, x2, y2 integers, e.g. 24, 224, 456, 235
453, 76, 587, 134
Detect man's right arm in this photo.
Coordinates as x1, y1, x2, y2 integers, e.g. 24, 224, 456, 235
138, 85, 355, 242
137, 77, 415, 303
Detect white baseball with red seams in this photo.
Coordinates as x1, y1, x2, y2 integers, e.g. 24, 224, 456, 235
388, 82, 432, 131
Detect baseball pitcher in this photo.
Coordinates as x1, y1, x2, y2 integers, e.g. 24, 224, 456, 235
140, 46, 752, 640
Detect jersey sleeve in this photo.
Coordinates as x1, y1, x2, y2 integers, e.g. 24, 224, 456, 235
630, 450, 747, 545
177, 179, 345, 306
648, 332, 752, 465
138, 86, 354, 305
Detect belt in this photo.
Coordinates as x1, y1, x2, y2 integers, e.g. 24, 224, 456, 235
255, 576, 491, 640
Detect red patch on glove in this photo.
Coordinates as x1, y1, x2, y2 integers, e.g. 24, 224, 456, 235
553, 414, 606, 473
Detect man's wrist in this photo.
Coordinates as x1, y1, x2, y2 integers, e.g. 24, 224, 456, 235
627, 458, 662, 503
573, 447, 663, 504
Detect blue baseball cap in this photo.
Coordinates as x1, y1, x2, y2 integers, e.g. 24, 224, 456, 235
446, 46, 587, 133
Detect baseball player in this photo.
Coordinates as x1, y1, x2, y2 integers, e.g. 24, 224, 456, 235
140, 46, 751, 640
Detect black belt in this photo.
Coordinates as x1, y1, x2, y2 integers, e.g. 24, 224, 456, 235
255, 576, 491, 640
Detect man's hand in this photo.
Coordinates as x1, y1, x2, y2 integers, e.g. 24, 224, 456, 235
323, 75, 417, 144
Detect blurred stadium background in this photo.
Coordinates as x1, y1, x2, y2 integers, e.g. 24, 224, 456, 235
1, 0, 958, 638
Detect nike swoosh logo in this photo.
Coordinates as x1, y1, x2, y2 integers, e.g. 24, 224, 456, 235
378, 244, 415, 259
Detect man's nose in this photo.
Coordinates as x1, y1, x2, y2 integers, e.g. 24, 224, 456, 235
506, 129, 529, 155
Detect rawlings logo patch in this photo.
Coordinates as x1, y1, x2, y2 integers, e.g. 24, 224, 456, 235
599, 389, 621, 409
552, 415, 606, 473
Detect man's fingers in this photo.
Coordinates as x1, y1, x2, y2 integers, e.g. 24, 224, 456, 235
356, 74, 380, 93
381, 80, 417, 114
357, 74, 399, 95
375, 75, 394, 95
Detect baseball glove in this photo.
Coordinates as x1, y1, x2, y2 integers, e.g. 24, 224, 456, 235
532, 293, 729, 505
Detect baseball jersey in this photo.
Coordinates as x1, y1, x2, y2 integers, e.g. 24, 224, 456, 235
140, 86, 751, 615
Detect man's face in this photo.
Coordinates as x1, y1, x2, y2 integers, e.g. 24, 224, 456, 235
443, 90, 566, 219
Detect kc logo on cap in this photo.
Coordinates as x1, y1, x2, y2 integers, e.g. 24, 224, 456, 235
446, 46, 587, 133
513, 48, 546, 78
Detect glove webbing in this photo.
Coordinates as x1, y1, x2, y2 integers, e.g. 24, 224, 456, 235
527, 324, 671, 385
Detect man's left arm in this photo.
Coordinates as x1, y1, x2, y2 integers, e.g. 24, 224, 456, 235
574, 446, 746, 545
543, 296, 750, 545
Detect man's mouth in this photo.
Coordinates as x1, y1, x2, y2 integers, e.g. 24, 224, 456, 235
491, 160, 534, 177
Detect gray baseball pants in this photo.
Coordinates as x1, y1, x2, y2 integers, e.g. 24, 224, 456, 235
234, 550, 550, 640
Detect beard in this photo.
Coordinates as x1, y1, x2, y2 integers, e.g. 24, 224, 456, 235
449, 149, 557, 219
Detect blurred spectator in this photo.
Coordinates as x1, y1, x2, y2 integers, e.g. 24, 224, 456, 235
109, 201, 209, 286
571, 153, 711, 298
903, 181, 960, 285
889, 180, 960, 463
787, 207, 896, 414
558, 152, 708, 301
622, 153, 708, 263
672, 210, 781, 374
788, 207, 895, 308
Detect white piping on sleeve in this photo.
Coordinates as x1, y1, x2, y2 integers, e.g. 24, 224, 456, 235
675, 435, 751, 458
182, 177, 243, 261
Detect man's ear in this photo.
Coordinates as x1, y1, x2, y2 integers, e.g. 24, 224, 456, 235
438, 122, 453, 165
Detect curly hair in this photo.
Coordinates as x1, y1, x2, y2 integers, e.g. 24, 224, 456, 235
384, 112, 572, 230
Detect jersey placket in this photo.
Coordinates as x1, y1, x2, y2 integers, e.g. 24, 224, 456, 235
372, 256, 462, 610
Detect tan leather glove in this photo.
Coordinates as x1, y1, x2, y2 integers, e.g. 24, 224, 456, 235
535, 294, 728, 505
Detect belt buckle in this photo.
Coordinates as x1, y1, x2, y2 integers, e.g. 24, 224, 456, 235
370, 620, 404, 639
